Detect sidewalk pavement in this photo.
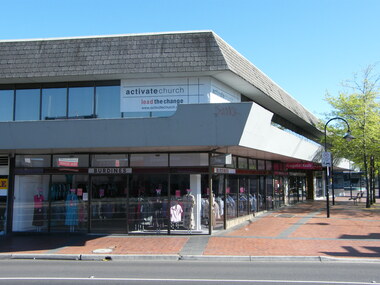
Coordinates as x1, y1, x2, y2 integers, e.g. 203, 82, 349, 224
1, 198, 380, 262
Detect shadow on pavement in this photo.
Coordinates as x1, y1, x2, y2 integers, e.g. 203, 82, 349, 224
322, 246, 380, 258
340, 233, 380, 240
0, 233, 100, 253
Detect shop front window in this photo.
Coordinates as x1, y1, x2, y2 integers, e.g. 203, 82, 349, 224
0, 176, 8, 234
0, 90, 14, 122
226, 176, 238, 219
212, 174, 225, 230
128, 173, 169, 234
90, 175, 128, 233
249, 176, 258, 213
274, 177, 284, 208
170, 174, 207, 233
50, 175, 88, 233
13, 175, 50, 232
266, 176, 274, 210
238, 176, 249, 216
258, 176, 266, 211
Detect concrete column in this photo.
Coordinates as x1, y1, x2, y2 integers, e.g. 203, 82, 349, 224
190, 174, 201, 231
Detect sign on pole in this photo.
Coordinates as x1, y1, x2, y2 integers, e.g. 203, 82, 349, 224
322, 152, 332, 167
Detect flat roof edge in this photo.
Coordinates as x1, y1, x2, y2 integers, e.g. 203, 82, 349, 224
0, 30, 214, 43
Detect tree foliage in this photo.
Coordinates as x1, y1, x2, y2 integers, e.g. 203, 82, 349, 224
324, 64, 380, 172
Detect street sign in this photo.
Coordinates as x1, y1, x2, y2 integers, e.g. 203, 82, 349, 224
322, 151, 332, 167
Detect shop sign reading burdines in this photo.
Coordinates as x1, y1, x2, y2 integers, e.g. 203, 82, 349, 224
88, 168, 132, 174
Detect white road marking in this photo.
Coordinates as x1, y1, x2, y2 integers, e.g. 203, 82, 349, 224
0, 277, 377, 284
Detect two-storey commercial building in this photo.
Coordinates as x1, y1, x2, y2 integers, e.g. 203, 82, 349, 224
0, 31, 328, 235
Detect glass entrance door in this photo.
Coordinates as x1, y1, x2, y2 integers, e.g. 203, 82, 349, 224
90, 176, 128, 233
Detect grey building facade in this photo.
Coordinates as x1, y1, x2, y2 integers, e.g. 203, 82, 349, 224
0, 31, 325, 235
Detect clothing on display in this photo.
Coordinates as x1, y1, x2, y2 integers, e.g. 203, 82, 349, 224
183, 192, 195, 230
170, 202, 183, 230
32, 193, 44, 227
65, 191, 79, 230
170, 203, 183, 223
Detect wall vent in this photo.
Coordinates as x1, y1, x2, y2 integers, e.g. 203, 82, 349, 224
0, 157, 8, 166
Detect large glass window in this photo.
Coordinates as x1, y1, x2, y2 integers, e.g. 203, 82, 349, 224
96, 86, 120, 118
274, 177, 284, 208
13, 175, 50, 232
15, 89, 40, 121
128, 173, 169, 234
266, 176, 274, 210
170, 174, 206, 233
90, 175, 127, 233
0, 90, 14, 121
50, 175, 88, 233
42, 88, 67, 119
212, 174, 225, 230
238, 176, 249, 216
249, 176, 258, 212
258, 176, 266, 211
226, 176, 238, 219
0, 175, 7, 235
68, 86, 94, 118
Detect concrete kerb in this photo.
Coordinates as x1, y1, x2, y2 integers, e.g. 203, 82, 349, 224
81, 254, 180, 261
8, 253, 81, 260
3, 253, 380, 263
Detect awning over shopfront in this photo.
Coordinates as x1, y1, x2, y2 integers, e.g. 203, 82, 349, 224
0, 102, 321, 164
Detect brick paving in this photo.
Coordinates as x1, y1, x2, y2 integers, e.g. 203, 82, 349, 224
1, 198, 380, 259
204, 199, 380, 258
56, 237, 188, 255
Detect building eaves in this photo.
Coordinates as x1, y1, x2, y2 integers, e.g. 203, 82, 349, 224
212, 32, 321, 132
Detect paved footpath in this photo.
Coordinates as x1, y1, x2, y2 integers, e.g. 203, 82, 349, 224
1, 198, 380, 261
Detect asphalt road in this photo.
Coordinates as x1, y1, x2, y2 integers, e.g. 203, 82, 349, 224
0, 259, 379, 284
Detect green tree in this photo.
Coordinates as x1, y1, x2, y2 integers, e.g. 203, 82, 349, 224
324, 64, 380, 207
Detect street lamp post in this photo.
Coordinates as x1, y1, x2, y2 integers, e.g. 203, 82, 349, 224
324, 117, 354, 218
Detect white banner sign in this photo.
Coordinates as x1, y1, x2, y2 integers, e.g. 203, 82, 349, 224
121, 81, 189, 112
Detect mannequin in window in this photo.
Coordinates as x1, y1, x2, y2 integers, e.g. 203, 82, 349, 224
136, 188, 145, 231
153, 188, 163, 233
183, 189, 195, 232
65, 189, 79, 232
33, 189, 44, 232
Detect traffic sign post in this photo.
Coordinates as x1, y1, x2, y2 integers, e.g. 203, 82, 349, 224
322, 151, 332, 167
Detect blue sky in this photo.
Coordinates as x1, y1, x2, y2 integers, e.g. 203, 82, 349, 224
1, 0, 379, 118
